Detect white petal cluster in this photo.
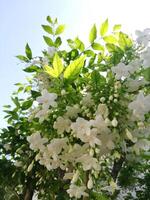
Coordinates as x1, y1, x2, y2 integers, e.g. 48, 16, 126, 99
112, 63, 130, 80
128, 92, 150, 121
36, 89, 57, 110
53, 116, 71, 134
135, 28, 150, 46
27, 132, 48, 151
125, 78, 147, 92
81, 93, 94, 107
65, 104, 80, 118
76, 154, 100, 171
140, 47, 150, 68
112, 59, 142, 80
67, 184, 88, 199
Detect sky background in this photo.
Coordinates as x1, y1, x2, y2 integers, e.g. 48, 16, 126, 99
0, 0, 150, 127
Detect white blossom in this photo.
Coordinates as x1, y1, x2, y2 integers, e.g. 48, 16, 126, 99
81, 93, 94, 107
135, 28, 150, 46
27, 132, 48, 151
67, 184, 88, 199
125, 78, 147, 92
140, 47, 150, 68
65, 104, 80, 118
128, 91, 150, 121
53, 116, 71, 134
76, 154, 100, 171
112, 63, 130, 80
35, 108, 49, 123
96, 104, 109, 119
36, 89, 57, 110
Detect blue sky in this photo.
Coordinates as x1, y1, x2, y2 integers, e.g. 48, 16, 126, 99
0, 0, 150, 127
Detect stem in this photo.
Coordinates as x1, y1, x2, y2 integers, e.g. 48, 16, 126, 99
111, 155, 126, 181
23, 177, 34, 200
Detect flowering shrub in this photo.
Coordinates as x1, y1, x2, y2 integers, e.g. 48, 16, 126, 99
0, 16, 150, 200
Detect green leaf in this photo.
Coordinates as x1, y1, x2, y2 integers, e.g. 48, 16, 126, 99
22, 100, 33, 110
67, 39, 75, 49
89, 24, 97, 43
44, 53, 64, 78
100, 19, 109, 37
16, 55, 29, 62
118, 32, 133, 50
42, 25, 53, 34
64, 55, 86, 80
43, 36, 54, 46
103, 35, 118, 44
143, 68, 150, 81
25, 43, 32, 59
92, 43, 104, 51
55, 24, 65, 35
84, 50, 95, 57
74, 37, 85, 51
47, 16, 53, 24
113, 24, 121, 31
23, 65, 41, 73
55, 37, 62, 47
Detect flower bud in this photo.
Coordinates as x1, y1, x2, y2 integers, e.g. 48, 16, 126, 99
111, 118, 118, 127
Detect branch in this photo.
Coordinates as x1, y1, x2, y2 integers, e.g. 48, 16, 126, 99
111, 154, 126, 181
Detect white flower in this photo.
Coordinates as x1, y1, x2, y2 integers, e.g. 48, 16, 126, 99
127, 59, 142, 73
140, 47, 150, 68
62, 144, 89, 162
125, 78, 147, 92
65, 104, 80, 118
90, 115, 110, 134
112, 63, 130, 80
135, 28, 150, 46
67, 184, 88, 199
36, 89, 57, 110
80, 128, 101, 147
76, 154, 100, 171
47, 46, 57, 57
47, 138, 68, 160
81, 93, 94, 107
35, 108, 49, 123
102, 180, 120, 194
71, 117, 91, 136
133, 139, 150, 154
53, 116, 71, 134
14, 161, 23, 167
96, 104, 109, 119
128, 91, 150, 121
71, 117, 101, 146
27, 132, 48, 151
3, 144, 11, 151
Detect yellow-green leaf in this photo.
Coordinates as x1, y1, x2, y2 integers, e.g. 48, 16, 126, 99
100, 19, 109, 37
113, 24, 121, 32
44, 53, 64, 78
55, 24, 65, 35
103, 35, 118, 44
92, 43, 104, 51
118, 32, 133, 50
89, 24, 97, 43
64, 55, 86, 79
